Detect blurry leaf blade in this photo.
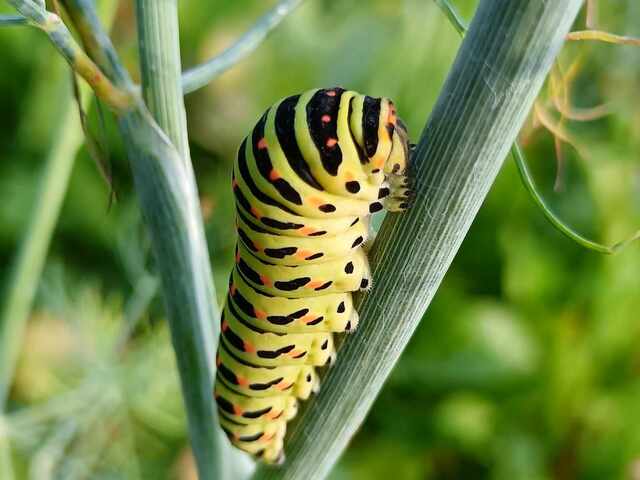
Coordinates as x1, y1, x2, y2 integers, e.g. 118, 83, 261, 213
0, 88, 84, 407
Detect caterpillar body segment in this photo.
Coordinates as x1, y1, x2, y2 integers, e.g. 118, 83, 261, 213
217, 341, 321, 399
294, 89, 382, 200
235, 242, 372, 298
233, 172, 361, 238
229, 269, 359, 335
241, 134, 373, 220
221, 302, 336, 367
236, 212, 370, 266
217, 87, 412, 463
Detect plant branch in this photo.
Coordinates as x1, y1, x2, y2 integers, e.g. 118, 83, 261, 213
62, 0, 226, 472
135, 0, 191, 162
253, 1, 583, 479
8, 0, 132, 111
0, 0, 119, 416
132, 1, 223, 477
52, 0, 230, 476
567, 29, 640, 46
512, 144, 640, 254
0, 14, 27, 26
433, 0, 467, 35
0, 3, 119, 477
60, 0, 134, 90
182, 0, 305, 94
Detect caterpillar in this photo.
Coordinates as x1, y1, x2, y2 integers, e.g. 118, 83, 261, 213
215, 87, 413, 463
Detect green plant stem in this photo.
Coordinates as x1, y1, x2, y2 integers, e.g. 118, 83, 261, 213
60, 0, 134, 91
182, 0, 305, 94
3, 3, 234, 476
44, 0, 231, 476
54, 2, 285, 476
512, 144, 640, 253
566, 29, 640, 46
133, 1, 223, 478
136, 0, 190, 162
433, 0, 467, 35
0, 14, 28, 26
253, 1, 582, 479
7, 0, 131, 111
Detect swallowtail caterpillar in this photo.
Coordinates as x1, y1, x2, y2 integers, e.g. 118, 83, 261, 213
216, 87, 413, 463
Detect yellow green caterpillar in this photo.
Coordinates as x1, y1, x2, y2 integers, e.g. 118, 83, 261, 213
216, 87, 413, 463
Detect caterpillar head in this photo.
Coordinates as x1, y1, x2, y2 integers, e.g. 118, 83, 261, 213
383, 100, 412, 177
382, 99, 414, 211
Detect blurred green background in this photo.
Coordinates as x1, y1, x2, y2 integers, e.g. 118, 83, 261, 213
1, 1, 639, 479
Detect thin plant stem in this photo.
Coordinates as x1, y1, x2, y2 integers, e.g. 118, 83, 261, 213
0, 0, 120, 412
12, 0, 232, 475
0, 4, 119, 478
136, 0, 191, 161
0, 14, 28, 26
433, 0, 467, 35
7, 0, 131, 111
182, 0, 305, 94
133, 0, 223, 477
512, 144, 640, 253
59, 0, 233, 476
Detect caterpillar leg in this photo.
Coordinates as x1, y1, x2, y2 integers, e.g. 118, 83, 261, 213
370, 174, 412, 213
221, 310, 336, 368
383, 173, 413, 212
217, 342, 320, 400
236, 242, 372, 298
